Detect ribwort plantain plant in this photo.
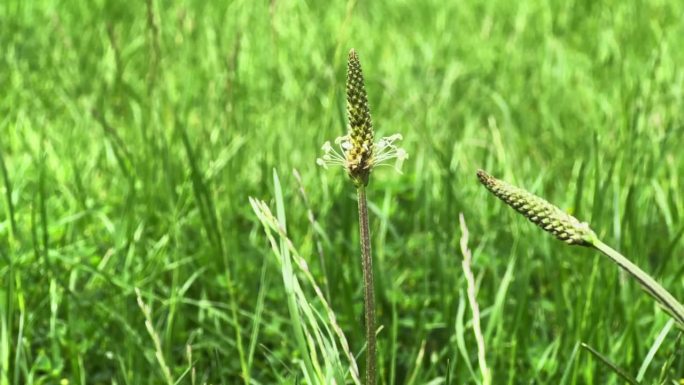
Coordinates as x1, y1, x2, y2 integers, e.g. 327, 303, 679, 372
477, 169, 684, 327
317, 49, 407, 385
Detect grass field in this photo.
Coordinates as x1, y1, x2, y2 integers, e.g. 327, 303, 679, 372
2, 0, 684, 384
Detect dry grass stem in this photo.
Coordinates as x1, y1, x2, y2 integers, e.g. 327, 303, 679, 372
459, 213, 491, 385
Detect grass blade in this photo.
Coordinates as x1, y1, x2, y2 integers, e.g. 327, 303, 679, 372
580, 343, 639, 385
636, 319, 675, 382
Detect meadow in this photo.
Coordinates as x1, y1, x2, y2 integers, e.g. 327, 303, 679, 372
1, 0, 684, 384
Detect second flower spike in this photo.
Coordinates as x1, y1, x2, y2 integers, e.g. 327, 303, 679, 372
477, 170, 596, 246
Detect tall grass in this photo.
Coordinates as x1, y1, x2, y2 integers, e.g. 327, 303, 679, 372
1, 0, 684, 383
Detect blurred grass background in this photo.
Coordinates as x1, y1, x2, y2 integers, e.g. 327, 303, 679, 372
1, 0, 684, 383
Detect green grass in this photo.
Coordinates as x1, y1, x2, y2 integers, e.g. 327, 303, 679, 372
1, 0, 684, 383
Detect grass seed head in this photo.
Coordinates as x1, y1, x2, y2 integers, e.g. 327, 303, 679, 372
477, 170, 596, 246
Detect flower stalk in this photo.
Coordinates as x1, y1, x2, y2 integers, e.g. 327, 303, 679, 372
318, 49, 408, 385
357, 185, 376, 385
344, 48, 377, 385
477, 169, 684, 326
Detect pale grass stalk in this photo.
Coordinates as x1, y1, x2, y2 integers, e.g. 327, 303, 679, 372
250, 197, 361, 384
135, 288, 174, 385
293, 168, 330, 301
459, 213, 491, 385
186, 344, 196, 385
405, 340, 426, 385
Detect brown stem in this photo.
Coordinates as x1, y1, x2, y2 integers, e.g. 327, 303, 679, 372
357, 186, 376, 385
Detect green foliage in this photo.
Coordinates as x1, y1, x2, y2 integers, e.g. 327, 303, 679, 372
1, 0, 684, 384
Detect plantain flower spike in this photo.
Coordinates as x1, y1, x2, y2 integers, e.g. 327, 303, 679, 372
477, 170, 596, 246
317, 49, 407, 187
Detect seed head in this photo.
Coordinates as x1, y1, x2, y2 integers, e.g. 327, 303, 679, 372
477, 170, 596, 246
317, 49, 407, 186
345, 49, 374, 186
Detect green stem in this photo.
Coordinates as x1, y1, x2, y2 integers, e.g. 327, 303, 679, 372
357, 186, 376, 385
590, 238, 684, 326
